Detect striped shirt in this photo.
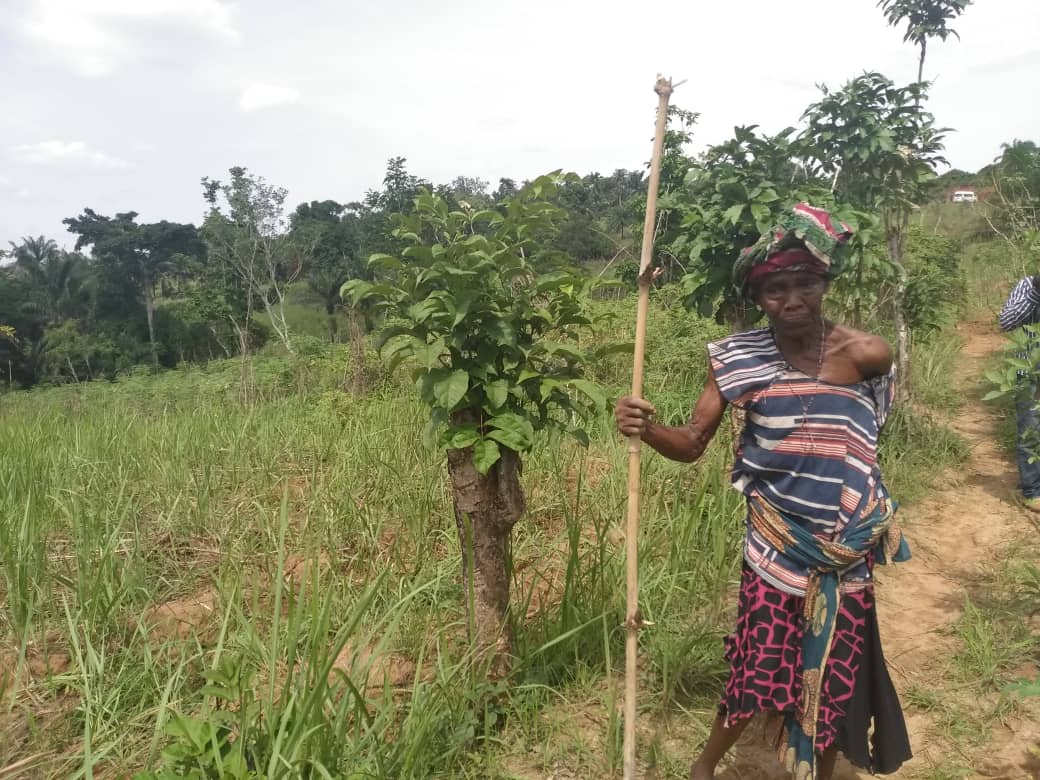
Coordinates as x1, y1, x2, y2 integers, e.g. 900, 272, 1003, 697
999, 277, 1040, 378
708, 328, 895, 596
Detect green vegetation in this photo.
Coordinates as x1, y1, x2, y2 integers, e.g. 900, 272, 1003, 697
5, 0, 1040, 773
0, 277, 974, 777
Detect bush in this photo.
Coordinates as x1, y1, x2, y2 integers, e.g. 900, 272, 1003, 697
903, 227, 966, 338
154, 301, 269, 365
553, 214, 615, 262
38, 320, 150, 382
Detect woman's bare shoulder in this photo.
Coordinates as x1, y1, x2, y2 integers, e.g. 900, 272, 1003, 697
830, 324, 893, 377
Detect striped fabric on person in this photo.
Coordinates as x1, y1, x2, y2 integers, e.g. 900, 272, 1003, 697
999, 276, 1040, 378
708, 328, 895, 597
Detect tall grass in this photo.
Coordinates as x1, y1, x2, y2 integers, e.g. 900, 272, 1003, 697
0, 285, 969, 778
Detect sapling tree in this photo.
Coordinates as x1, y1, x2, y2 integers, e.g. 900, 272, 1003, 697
988, 140, 1040, 239
877, 0, 972, 85
342, 174, 614, 674
800, 73, 949, 401
201, 167, 304, 355
667, 125, 827, 329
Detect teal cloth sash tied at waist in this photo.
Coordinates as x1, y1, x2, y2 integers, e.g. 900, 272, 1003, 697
747, 493, 911, 780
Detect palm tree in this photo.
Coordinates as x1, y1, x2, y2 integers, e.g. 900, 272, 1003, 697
878, 0, 972, 85
990, 140, 1040, 236
9, 236, 85, 324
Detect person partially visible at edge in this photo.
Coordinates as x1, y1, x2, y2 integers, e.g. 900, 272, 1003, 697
998, 274, 1040, 513
615, 204, 913, 780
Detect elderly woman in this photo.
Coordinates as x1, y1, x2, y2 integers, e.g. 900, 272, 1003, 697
615, 205, 912, 779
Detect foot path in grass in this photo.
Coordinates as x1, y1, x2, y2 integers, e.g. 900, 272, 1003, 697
718, 320, 1040, 780
864, 320, 1040, 779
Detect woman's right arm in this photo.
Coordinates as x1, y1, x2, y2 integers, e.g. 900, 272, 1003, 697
614, 368, 728, 463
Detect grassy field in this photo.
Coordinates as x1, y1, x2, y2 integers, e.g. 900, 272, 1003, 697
0, 242, 1014, 778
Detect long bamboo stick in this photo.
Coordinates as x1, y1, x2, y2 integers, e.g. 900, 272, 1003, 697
623, 75, 674, 780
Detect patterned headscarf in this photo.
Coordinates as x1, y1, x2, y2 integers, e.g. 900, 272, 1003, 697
733, 203, 853, 293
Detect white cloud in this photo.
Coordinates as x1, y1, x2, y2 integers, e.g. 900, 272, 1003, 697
238, 83, 300, 112
19, 0, 239, 77
10, 140, 128, 169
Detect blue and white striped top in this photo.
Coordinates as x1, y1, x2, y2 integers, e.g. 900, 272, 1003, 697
1000, 277, 1040, 379
999, 276, 1040, 333
708, 328, 895, 595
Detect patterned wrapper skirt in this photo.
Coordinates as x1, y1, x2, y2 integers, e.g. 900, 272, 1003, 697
719, 564, 912, 771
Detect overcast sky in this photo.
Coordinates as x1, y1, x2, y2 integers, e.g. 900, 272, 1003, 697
1, 0, 1038, 248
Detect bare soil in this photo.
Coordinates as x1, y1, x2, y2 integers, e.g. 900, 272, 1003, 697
137, 586, 218, 642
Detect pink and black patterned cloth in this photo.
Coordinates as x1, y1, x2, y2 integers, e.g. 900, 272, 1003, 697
720, 564, 911, 774
721, 563, 871, 753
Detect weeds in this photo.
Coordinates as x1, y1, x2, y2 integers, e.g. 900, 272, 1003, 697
0, 288, 974, 777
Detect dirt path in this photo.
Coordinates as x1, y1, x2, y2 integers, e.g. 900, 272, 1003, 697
716, 322, 1040, 780
861, 322, 1039, 778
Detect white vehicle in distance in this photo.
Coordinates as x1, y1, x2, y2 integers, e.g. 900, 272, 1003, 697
952, 190, 978, 203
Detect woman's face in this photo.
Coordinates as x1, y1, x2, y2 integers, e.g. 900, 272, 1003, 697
751, 271, 828, 333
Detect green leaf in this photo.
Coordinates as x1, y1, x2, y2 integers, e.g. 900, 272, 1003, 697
484, 379, 509, 410
452, 291, 475, 327
750, 203, 771, 231
432, 370, 469, 410
367, 253, 403, 271
381, 336, 416, 374
980, 390, 1006, 401
408, 298, 446, 323
535, 271, 576, 292
473, 438, 501, 475
373, 325, 418, 352
567, 379, 607, 410
421, 408, 447, 450
538, 378, 562, 402
484, 319, 516, 347
413, 336, 447, 369
488, 413, 534, 451
538, 342, 584, 363
441, 424, 481, 449
517, 369, 542, 384
723, 204, 745, 225
488, 428, 529, 452
340, 280, 372, 304
592, 342, 635, 360
565, 427, 590, 447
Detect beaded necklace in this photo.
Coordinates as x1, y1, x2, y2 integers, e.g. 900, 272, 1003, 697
775, 318, 827, 452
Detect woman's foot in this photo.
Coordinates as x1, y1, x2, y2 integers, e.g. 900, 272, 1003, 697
688, 760, 714, 780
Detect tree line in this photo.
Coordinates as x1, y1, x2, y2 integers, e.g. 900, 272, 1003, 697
5, 0, 1040, 400
0, 161, 649, 388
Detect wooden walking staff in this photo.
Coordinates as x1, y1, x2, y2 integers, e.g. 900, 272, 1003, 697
623, 74, 674, 780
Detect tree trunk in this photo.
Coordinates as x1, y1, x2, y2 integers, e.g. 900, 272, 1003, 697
260, 288, 294, 353
853, 250, 864, 329
232, 316, 254, 404
143, 283, 159, 372
445, 413, 526, 678
325, 297, 339, 342
887, 227, 912, 404
917, 39, 927, 87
